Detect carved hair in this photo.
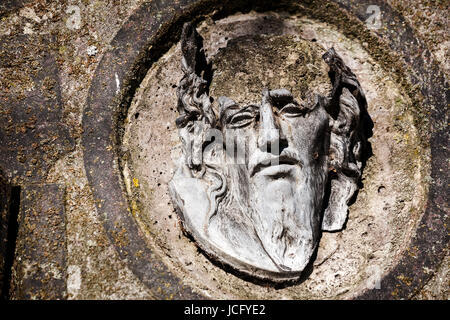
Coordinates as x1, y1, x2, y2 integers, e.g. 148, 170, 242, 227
321, 48, 371, 231
176, 22, 215, 129
176, 23, 226, 225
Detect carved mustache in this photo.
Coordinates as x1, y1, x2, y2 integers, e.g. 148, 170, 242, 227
249, 149, 302, 177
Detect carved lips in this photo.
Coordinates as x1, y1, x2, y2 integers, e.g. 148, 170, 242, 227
249, 150, 302, 177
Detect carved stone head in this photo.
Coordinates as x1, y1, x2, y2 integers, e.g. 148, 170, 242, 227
169, 23, 370, 281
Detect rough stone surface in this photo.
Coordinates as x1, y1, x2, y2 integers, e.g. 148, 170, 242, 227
10, 184, 67, 300
0, 0, 447, 299
210, 34, 332, 104
0, 0, 154, 300
0, 34, 75, 185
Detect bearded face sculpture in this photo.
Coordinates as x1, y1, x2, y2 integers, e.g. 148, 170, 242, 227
169, 23, 371, 282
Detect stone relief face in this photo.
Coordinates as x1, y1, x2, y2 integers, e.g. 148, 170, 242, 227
169, 22, 371, 281
217, 90, 329, 272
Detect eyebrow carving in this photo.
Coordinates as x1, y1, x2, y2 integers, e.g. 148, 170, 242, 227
220, 104, 259, 125
268, 89, 295, 109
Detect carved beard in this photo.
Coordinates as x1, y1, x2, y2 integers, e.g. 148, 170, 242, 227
248, 165, 325, 272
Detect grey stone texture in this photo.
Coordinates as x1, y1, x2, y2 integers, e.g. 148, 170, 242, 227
0, 0, 447, 299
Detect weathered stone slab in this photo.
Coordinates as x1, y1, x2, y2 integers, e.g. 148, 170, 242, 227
10, 184, 67, 300
0, 0, 445, 300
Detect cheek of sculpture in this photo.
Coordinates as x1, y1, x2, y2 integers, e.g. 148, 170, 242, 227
287, 108, 330, 238
221, 126, 257, 207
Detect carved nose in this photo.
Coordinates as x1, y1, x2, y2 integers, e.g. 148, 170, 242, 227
258, 89, 287, 155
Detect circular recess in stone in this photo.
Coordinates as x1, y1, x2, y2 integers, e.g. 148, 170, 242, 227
83, 0, 447, 300
120, 12, 430, 298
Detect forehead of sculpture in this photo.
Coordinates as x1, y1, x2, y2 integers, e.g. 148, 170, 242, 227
209, 34, 331, 110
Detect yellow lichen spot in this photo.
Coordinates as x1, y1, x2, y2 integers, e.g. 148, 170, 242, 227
391, 288, 399, 297
397, 274, 412, 286
133, 178, 139, 188
131, 200, 139, 217
403, 133, 409, 142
